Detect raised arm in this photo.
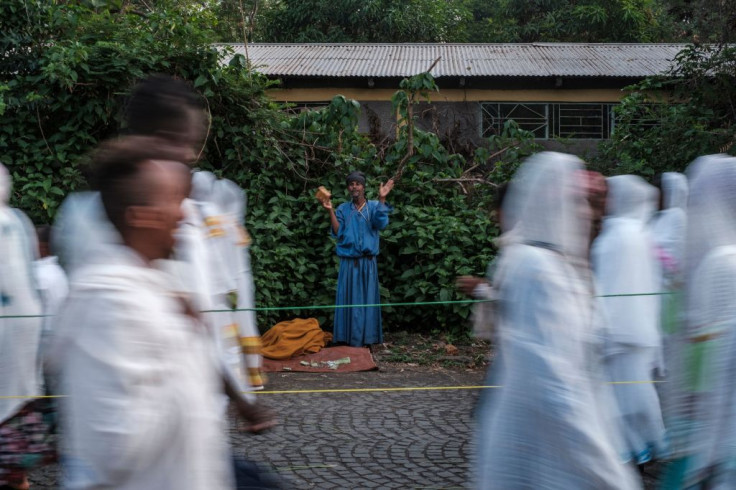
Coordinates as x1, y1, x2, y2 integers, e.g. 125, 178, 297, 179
322, 199, 339, 235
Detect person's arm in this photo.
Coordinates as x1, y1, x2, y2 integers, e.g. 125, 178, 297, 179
370, 178, 395, 230
322, 199, 339, 235
222, 372, 277, 433
378, 178, 394, 205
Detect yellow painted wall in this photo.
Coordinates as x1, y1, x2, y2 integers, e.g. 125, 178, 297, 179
266, 87, 626, 103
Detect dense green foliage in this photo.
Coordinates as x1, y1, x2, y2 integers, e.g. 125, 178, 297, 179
3, 0, 734, 335
467, 0, 673, 43
255, 0, 681, 44
1, 1, 505, 335
596, 43, 736, 176
259, 0, 470, 43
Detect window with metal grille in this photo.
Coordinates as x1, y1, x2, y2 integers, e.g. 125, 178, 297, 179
480, 102, 617, 140
481, 103, 549, 138
551, 103, 611, 139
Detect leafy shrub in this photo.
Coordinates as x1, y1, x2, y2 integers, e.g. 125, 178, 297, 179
1, 2, 528, 336
596, 44, 736, 176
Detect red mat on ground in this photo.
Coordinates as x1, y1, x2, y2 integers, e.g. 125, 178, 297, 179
262, 346, 378, 373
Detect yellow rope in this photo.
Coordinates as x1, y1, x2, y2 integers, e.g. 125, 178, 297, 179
0, 380, 665, 399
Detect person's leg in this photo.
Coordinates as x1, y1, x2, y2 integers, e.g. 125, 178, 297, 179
333, 259, 353, 344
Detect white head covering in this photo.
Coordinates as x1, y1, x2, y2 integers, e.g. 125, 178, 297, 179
190, 170, 217, 203
685, 155, 736, 282
503, 152, 589, 259
606, 175, 659, 222
212, 178, 246, 223
661, 172, 688, 211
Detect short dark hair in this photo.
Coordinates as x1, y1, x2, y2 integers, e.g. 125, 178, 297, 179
122, 74, 203, 138
92, 136, 184, 233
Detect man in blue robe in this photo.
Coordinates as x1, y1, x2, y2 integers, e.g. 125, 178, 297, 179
322, 171, 394, 347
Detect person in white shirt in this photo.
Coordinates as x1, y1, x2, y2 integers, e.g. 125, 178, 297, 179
49, 136, 234, 489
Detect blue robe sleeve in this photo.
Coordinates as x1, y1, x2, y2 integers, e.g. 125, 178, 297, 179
370, 201, 393, 231
330, 204, 346, 239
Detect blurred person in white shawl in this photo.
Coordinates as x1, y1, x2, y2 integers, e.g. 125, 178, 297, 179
213, 178, 264, 389
475, 152, 640, 489
48, 137, 234, 489
651, 172, 688, 280
186, 171, 266, 393
649, 172, 688, 438
660, 155, 736, 489
456, 183, 510, 342
0, 164, 56, 489
592, 175, 667, 467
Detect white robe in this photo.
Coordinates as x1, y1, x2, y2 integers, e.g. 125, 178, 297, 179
0, 206, 43, 423
189, 172, 263, 392
683, 246, 736, 487
49, 246, 234, 489
476, 153, 640, 489
212, 179, 263, 388
592, 175, 667, 463
673, 156, 736, 487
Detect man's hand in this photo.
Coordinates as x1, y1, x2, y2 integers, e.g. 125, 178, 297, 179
233, 398, 278, 434
455, 276, 487, 297
379, 178, 395, 203
321, 199, 333, 211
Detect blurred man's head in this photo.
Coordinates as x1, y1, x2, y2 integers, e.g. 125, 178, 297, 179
123, 74, 206, 164
92, 136, 190, 262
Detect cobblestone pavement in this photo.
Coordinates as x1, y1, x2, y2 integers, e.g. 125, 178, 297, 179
29, 366, 662, 489
233, 368, 485, 489
30, 366, 486, 489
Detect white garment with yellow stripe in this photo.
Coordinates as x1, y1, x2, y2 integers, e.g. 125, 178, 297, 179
188, 172, 264, 392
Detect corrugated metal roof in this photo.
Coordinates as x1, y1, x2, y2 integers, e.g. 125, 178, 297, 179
219, 43, 685, 78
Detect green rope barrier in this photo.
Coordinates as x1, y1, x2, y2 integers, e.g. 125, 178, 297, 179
0, 292, 676, 318
201, 298, 490, 313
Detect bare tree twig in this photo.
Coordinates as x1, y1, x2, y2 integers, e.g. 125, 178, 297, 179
196, 95, 213, 163
35, 106, 54, 157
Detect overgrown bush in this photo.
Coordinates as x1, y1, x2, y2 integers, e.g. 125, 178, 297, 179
1, 1, 525, 336
596, 43, 736, 176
